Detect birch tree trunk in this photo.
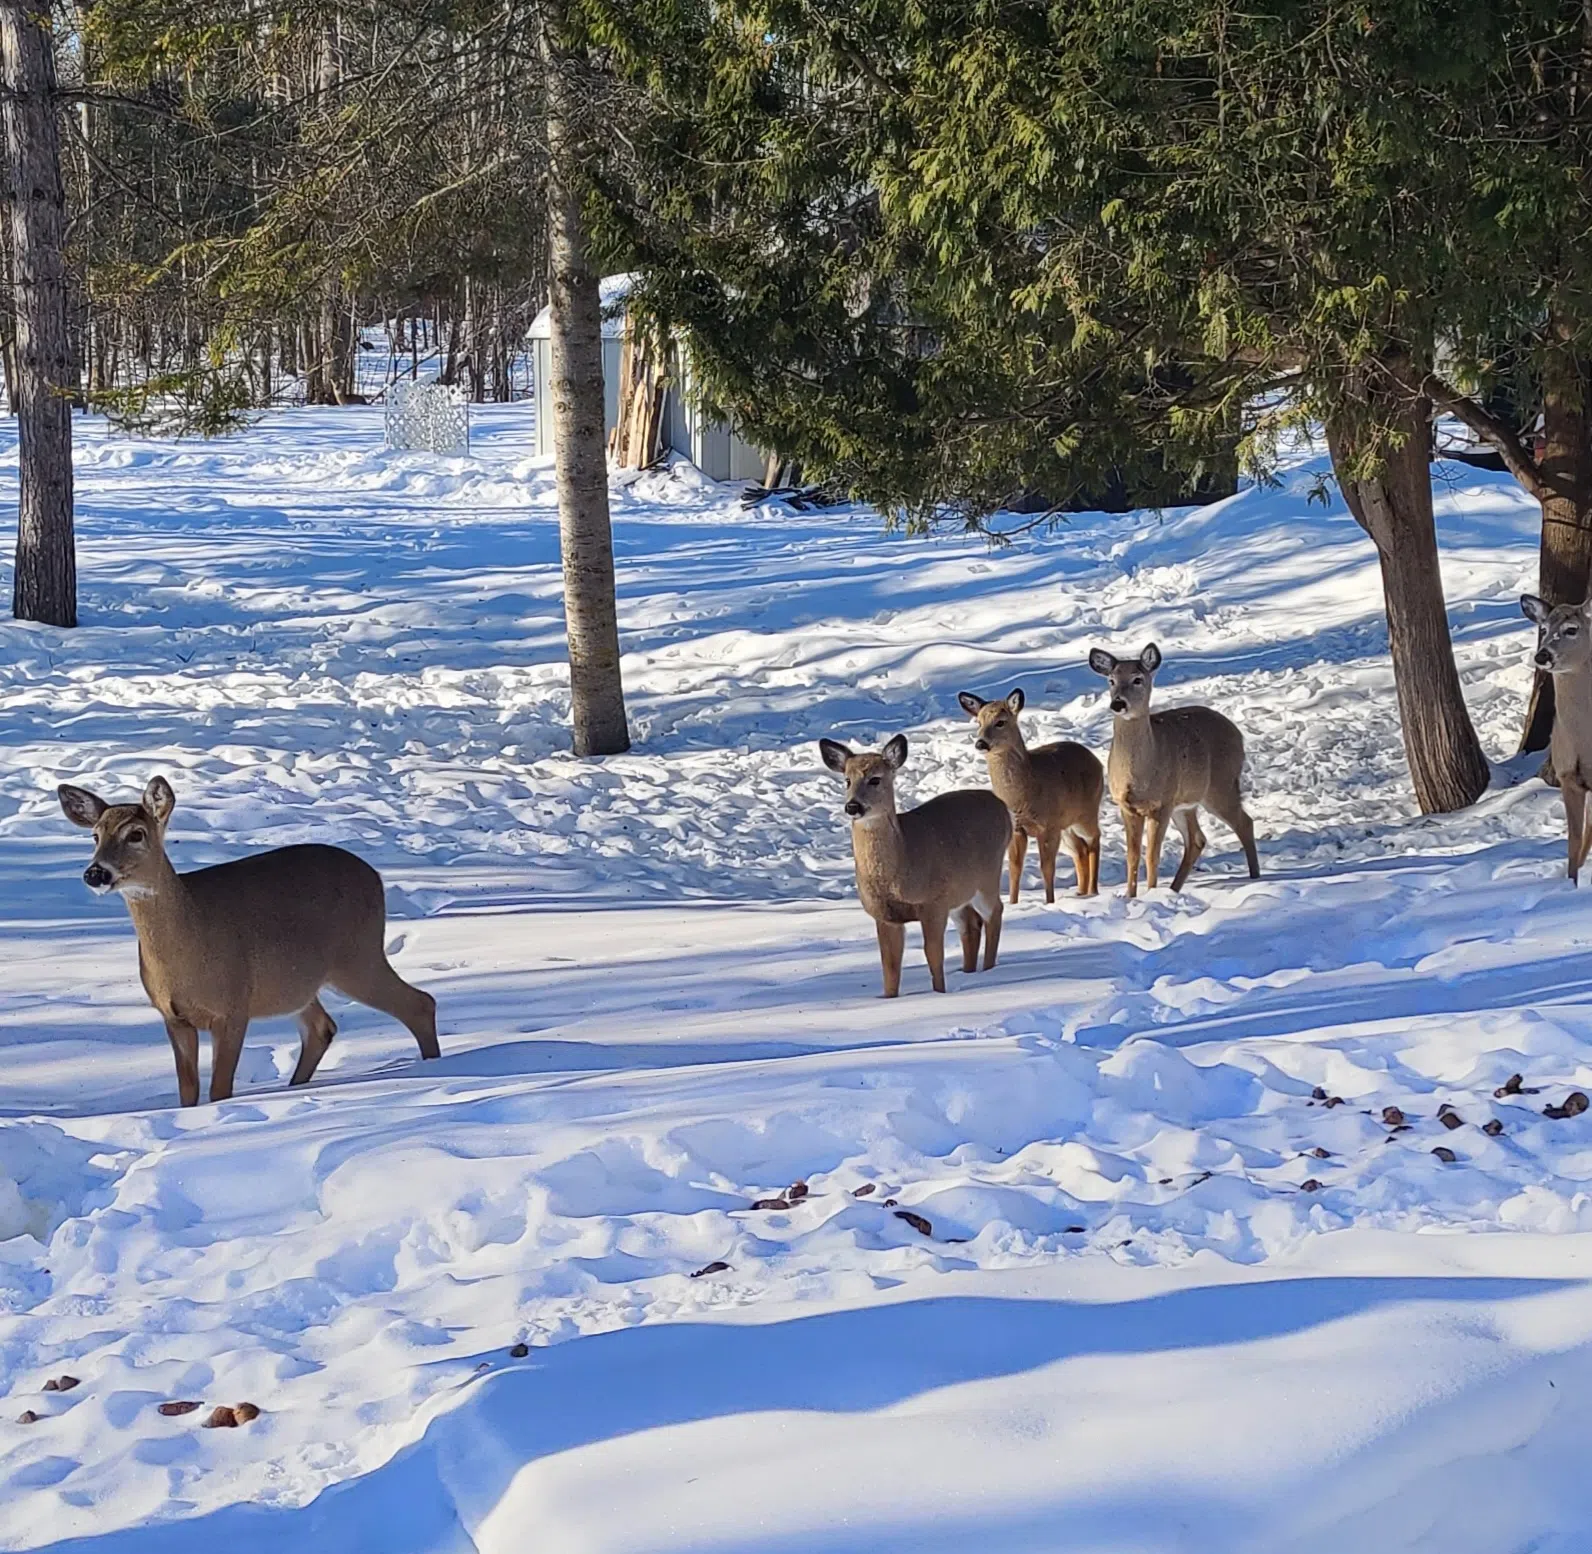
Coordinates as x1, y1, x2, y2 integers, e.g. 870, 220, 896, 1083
1326, 369, 1488, 813
538, 2, 629, 755
0, 0, 75, 626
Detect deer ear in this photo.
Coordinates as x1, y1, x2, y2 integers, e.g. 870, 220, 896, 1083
58, 784, 107, 829
1139, 643, 1162, 673
818, 739, 852, 774
882, 734, 909, 769
143, 776, 176, 830
957, 691, 985, 718
1522, 594, 1551, 626
1087, 648, 1116, 676
1006, 687, 1025, 714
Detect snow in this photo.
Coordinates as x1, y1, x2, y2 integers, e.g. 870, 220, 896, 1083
0, 405, 1590, 1549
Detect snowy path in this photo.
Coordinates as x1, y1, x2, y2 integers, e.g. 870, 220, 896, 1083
1, 408, 1591, 1550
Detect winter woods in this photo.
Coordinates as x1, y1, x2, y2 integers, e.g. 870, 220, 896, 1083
7, 0, 1592, 788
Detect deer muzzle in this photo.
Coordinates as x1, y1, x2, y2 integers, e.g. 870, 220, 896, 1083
83, 863, 115, 894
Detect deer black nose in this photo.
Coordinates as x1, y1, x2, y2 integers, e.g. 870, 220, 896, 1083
844, 800, 864, 817
1110, 698, 1127, 713
83, 864, 113, 892
974, 739, 990, 751
1536, 649, 1553, 667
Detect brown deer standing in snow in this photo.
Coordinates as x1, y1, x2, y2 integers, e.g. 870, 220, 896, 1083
59, 777, 439, 1105
819, 734, 1011, 996
1087, 645, 1260, 897
958, 687, 1103, 900
1522, 594, 1592, 881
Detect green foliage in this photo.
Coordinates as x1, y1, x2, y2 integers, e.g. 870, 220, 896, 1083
603, 0, 1511, 520
90, 366, 257, 438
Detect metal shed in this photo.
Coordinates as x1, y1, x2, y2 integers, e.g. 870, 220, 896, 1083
527, 275, 768, 483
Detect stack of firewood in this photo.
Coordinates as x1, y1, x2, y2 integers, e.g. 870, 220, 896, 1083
609, 321, 668, 469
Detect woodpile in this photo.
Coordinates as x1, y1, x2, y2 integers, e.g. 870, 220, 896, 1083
609, 320, 668, 469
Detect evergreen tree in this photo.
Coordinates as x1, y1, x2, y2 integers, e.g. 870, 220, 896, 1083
617, 0, 1496, 811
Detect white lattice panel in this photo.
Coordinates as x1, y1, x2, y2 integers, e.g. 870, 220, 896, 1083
384, 381, 470, 454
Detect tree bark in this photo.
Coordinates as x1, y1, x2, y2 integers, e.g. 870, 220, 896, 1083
1326, 375, 1489, 814
1, 0, 75, 626
1519, 349, 1592, 755
539, 3, 629, 756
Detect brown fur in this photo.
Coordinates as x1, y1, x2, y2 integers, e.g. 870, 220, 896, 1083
1523, 594, 1592, 880
959, 687, 1103, 900
59, 777, 438, 1105
819, 734, 1012, 996
1088, 644, 1260, 897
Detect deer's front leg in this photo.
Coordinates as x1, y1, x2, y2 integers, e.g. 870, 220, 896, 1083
208, 1015, 249, 1102
163, 1016, 200, 1108
1566, 778, 1588, 885
1122, 808, 1144, 899
1144, 806, 1174, 890
875, 920, 905, 998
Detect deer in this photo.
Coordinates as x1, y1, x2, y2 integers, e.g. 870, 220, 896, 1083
958, 687, 1104, 901
58, 776, 439, 1106
1522, 594, 1592, 881
1087, 644, 1259, 897
819, 734, 1012, 997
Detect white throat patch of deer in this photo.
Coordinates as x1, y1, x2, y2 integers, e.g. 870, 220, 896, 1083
58, 776, 439, 1106
819, 734, 1012, 997
1522, 594, 1592, 880
1087, 644, 1260, 897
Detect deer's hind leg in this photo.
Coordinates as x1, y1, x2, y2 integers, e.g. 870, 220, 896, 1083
289, 997, 338, 1087
1209, 781, 1260, 879
329, 959, 440, 1059
956, 905, 982, 973
972, 887, 1003, 970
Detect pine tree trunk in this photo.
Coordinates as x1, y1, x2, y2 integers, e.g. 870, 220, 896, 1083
1520, 350, 1592, 757
1, 0, 75, 627
1326, 377, 1488, 814
539, 4, 629, 756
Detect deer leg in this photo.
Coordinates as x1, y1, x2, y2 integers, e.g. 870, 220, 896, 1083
163, 1016, 201, 1108
1170, 809, 1207, 892
1210, 783, 1261, 879
1566, 778, 1589, 883
1086, 828, 1102, 896
208, 1015, 249, 1103
290, 998, 338, 1087
975, 890, 1004, 970
956, 906, 982, 973
1144, 807, 1174, 890
1123, 809, 1144, 898
921, 908, 949, 993
1036, 830, 1060, 904
1007, 826, 1028, 904
875, 920, 905, 997
329, 960, 440, 1059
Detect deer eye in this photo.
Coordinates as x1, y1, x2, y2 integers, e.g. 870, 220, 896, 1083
126, 827, 146, 845
1568, 625, 1580, 636
867, 776, 881, 787
1132, 676, 1144, 685
993, 719, 1006, 728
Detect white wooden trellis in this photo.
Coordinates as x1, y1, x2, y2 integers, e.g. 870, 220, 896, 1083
384, 381, 470, 455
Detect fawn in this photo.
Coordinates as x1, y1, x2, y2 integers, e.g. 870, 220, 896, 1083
958, 687, 1103, 900
1523, 594, 1592, 881
59, 776, 439, 1105
1087, 644, 1259, 896
819, 734, 1011, 996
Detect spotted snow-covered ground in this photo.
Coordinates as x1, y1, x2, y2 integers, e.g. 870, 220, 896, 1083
1, 407, 1590, 1553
